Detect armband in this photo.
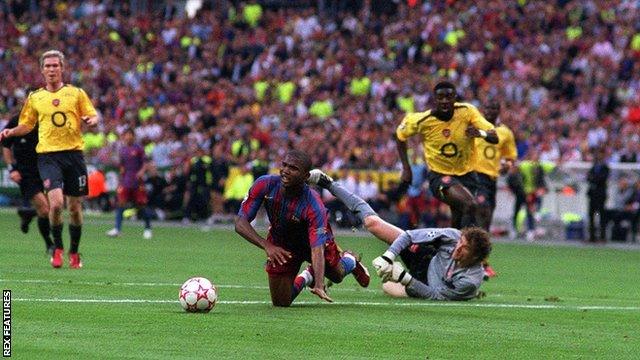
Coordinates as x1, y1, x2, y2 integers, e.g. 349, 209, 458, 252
478, 130, 488, 138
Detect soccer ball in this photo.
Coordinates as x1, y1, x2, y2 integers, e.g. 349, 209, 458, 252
179, 277, 218, 313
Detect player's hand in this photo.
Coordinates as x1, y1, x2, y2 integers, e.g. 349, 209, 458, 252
265, 244, 292, 266
9, 170, 22, 184
82, 116, 98, 126
0, 128, 11, 142
465, 125, 480, 138
310, 286, 333, 303
372, 252, 394, 279
390, 262, 413, 285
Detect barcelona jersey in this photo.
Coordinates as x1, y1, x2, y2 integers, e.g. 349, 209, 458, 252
238, 175, 333, 254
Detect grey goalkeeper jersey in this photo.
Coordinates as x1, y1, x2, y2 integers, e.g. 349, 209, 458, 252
388, 228, 484, 301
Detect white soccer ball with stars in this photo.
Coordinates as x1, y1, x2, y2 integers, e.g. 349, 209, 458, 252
179, 277, 218, 313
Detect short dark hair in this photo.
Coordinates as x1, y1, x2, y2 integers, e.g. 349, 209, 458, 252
286, 149, 311, 172
461, 227, 492, 264
434, 81, 456, 93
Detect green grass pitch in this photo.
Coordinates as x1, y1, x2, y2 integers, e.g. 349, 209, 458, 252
1, 211, 639, 359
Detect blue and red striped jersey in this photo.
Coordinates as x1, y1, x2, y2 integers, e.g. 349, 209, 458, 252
238, 175, 333, 252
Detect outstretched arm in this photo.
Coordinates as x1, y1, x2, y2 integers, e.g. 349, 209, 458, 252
0, 124, 31, 141
309, 245, 332, 303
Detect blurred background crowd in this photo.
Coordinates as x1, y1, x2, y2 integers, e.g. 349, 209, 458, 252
1, 0, 640, 236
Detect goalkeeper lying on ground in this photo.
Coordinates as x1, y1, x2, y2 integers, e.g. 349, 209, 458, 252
308, 169, 492, 300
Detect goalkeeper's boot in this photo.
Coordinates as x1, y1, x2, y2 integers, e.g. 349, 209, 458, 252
50, 248, 64, 268
308, 169, 334, 189
69, 252, 83, 269
344, 250, 370, 287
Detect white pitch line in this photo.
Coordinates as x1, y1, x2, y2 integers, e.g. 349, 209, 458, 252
10, 297, 640, 311
0, 278, 377, 293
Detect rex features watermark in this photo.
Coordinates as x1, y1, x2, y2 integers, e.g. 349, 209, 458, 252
3, 290, 10, 358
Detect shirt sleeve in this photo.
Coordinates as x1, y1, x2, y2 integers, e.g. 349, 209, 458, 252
387, 228, 461, 256
305, 191, 331, 248
405, 276, 479, 301
500, 127, 518, 160
396, 112, 426, 141
78, 88, 98, 117
237, 176, 270, 222
17, 96, 37, 131
468, 105, 494, 131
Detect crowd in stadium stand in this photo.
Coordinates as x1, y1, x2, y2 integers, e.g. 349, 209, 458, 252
1, 0, 640, 226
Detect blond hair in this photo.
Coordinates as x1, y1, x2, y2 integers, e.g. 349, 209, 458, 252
39, 50, 65, 68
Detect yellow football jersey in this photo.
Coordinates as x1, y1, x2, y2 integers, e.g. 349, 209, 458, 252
19, 85, 97, 153
473, 124, 518, 179
396, 102, 495, 175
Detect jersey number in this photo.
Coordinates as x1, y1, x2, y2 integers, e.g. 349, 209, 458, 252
78, 175, 87, 187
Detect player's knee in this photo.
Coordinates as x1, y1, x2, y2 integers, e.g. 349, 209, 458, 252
363, 215, 380, 232
49, 202, 63, 215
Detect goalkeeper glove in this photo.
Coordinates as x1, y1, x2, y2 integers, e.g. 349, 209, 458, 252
391, 262, 412, 285
372, 251, 395, 279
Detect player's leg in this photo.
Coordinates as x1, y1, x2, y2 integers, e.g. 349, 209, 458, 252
108, 187, 128, 237
442, 183, 477, 228
323, 240, 369, 287
17, 197, 36, 234
135, 185, 152, 239
382, 282, 408, 298
309, 169, 402, 244
62, 152, 89, 268
474, 174, 495, 232
31, 191, 53, 253
67, 195, 84, 268
268, 274, 297, 307
266, 256, 304, 307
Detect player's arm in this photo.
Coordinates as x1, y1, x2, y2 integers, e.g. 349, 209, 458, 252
404, 274, 478, 301
78, 88, 99, 126
373, 228, 460, 278
395, 113, 420, 184
304, 193, 333, 302
465, 125, 498, 144
466, 106, 498, 144
395, 135, 412, 184
0, 123, 32, 141
2, 96, 37, 141
309, 245, 332, 303
2, 147, 21, 184
234, 178, 291, 265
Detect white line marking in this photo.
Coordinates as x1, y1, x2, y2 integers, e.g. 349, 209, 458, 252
0, 278, 377, 293
10, 297, 640, 311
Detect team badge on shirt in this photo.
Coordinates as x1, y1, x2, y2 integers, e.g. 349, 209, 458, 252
43, 179, 51, 189
442, 129, 451, 137
52, 99, 60, 107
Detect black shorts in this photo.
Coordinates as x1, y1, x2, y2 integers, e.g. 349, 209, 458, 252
18, 169, 44, 201
38, 151, 88, 196
399, 244, 437, 285
475, 172, 497, 208
427, 171, 478, 203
